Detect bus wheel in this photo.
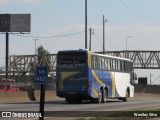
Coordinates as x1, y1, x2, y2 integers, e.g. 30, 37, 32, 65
123, 89, 129, 102
98, 89, 104, 103
103, 89, 108, 103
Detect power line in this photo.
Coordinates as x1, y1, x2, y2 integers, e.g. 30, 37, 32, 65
36, 30, 85, 38
93, 32, 103, 48
119, 0, 160, 21
12, 30, 85, 39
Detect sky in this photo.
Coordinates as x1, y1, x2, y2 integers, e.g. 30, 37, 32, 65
0, 0, 160, 84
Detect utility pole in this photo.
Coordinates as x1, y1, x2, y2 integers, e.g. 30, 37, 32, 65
89, 27, 94, 51
85, 0, 87, 49
125, 36, 132, 58
103, 15, 107, 54
126, 36, 132, 51
89, 27, 91, 51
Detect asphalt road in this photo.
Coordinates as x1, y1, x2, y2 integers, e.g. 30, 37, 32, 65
0, 97, 160, 120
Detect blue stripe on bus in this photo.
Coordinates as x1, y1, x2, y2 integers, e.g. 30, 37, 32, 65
88, 68, 116, 98
88, 52, 116, 98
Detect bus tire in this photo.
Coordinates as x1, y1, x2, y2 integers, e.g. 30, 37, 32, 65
103, 88, 108, 103
97, 89, 104, 103
123, 89, 129, 102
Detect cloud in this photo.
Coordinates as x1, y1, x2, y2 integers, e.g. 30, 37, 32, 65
89, 23, 160, 51
17, 0, 39, 4
0, 0, 12, 4
0, 0, 39, 4
34, 23, 160, 53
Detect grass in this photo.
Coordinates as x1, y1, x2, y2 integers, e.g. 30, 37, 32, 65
75, 117, 153, 120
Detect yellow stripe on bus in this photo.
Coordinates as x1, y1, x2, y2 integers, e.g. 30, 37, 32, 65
110, 72, 115, 97
92, 70, 106, 86
93, 89, 98, 97
88, 52, 92, 68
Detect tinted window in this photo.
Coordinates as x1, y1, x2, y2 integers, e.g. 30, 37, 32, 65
58, 52, 87, 64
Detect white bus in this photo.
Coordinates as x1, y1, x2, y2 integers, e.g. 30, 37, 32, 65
56, 50, 134, 103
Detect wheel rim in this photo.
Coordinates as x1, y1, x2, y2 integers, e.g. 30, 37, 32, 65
98, 92, 102, 103
103, 90, 107, 102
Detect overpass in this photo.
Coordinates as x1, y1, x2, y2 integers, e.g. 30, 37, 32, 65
3, 50, 159, 76
0, 50, 160, 76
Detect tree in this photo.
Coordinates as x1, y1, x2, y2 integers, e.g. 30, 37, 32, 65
27, 45, 51, 101
29, 45, 51, 75
37, 45, 51, 69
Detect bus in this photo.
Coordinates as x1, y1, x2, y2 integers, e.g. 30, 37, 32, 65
56, 50, 134, 103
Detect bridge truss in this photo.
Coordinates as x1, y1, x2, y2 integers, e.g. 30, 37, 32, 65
1, 50, 159, 76
8, 54, 57, 76
104, 50, 160, 69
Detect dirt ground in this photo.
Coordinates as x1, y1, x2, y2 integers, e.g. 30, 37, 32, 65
134, 92, 160, 99
0, 91, 160, 103
0, 90, 61, 103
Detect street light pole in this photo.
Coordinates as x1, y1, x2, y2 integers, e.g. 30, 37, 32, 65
89, 27, 91, 51
125, 36, 132, 58
33, 39, 38, 54
89, 27, 94, 51
126, 36, 132, 51
103, 15, 107, 54
85, 0, 87, 49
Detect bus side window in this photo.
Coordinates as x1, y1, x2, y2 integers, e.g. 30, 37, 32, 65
110, 59, 113, 71
123, 61, 126, 72
91, 56, 95, 69
99, 58, 101, 70
120, 60, 122, 72
95, 56, 99, 70
125, 61, 127, 72
131, 62, 133, 71
112, 59, 116, 71
99, 57, 102, 70
127, 61, 129, 72
101, 58, 105, 70
104, 58, 108, 70
106, 58, 109, 70
114, 59, 117, 71
93, 56, 96, 69
117, 60, 121, 72
129, 62, 131, 72
128, 62, 131, 72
